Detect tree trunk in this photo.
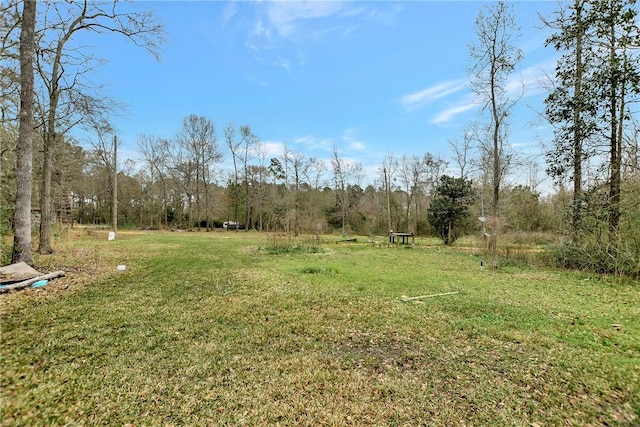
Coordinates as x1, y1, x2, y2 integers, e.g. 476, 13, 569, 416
490, 63, 501, 269
607, 21, 620, 244
609, 77, 623, 245
12, 0, 37, 265
38, 130, 54, 254
38, 36, 66, 254
384, 166, 392, 232
572, 1, 584, 238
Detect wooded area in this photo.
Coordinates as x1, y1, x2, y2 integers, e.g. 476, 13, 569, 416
1, 0, 639, 277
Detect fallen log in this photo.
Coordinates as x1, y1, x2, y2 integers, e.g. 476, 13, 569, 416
0, 271, 65, 294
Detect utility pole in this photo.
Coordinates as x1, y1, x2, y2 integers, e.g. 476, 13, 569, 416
112, 135, 118, 236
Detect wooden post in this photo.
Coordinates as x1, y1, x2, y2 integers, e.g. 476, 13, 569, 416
112, 135, 118, 236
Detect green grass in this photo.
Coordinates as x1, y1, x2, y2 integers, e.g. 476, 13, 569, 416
1, 231, 639, 425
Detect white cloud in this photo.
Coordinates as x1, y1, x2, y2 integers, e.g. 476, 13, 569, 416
261, 140, 286, 157
399, 79, 467, 112
246, 73, 269, 88
249, 1, 365, 45
253, 17, 270, 40
426, 59, 557, 126
247, 2, 402, 73
349, 140, 366, 151
249, 1, 394, 48
341, 128, 367, 152
266, 2, 347, 38
221, 2, 239, 28
294, 135, 333, 152
274, 56, 291, 71
431, 102, 478, 125
508, 58, 557, 99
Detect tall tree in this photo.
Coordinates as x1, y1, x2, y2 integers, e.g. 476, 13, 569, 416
468, 0, 522, 267
331, 145, 362, 236
380, 153, 397, 233
545, 0, 639, 252
253, 140, 268, 231
239, 125, 258, 231
544, 0, 597, 238
332, 145, 348, 237
138, 134, 171, 228
225, 123, 241, 230
11, 0, 36, 264
35, 0, 164, 253
175, 115, 221, 230
289, 149, 309, 236
398, 154, 420, 232
589, 0, 640, 243
267, 157, 286, 231
88, 123, 116, 226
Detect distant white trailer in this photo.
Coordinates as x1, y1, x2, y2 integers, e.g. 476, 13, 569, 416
223, 221, 246, 230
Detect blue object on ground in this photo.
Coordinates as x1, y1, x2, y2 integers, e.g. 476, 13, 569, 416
30, 280, 48, 289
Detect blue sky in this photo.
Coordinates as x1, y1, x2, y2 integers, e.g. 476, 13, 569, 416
75, 1, 560, 188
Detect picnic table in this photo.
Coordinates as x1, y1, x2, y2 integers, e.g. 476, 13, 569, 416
389, 231, 414, 245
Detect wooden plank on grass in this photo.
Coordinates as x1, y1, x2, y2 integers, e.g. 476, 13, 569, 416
400, 291, 459, 302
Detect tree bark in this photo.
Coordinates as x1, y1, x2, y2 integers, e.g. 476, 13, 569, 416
38, 30, 67, 254
490, 53, 501, 269
572, 0, 584, 237
12, 0, 37, 265
607, 19, 620, 244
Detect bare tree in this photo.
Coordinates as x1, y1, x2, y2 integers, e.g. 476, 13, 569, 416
448, 133, 475, 179
175, 115, 221, 230
35, 0, 164, 253
225, 123, 241, 229
306, 157, 326, 191
398, 154, 424, 232
1, 1, 21, 129
87, 122, 117, 225
239, 125, 258, 230
468, 0, 522, 267
332, 145, 348, 236
289, 149, 309, 236
380, 152, 397, 233
331, 145, 362, 236
138, 134, 171, 228
11, 0, 36, 264
253, 140, 268, 231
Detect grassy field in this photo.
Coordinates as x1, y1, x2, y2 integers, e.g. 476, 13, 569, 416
1, 230, 638, 426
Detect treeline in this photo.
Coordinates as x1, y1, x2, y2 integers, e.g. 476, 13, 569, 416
1, 121, 565, 236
